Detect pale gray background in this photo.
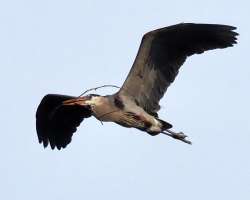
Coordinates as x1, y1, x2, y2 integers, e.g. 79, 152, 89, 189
0, 0, 249, 199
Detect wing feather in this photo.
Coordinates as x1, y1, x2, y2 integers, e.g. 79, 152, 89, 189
36, 94, 92, 150
119, 23, 238, 115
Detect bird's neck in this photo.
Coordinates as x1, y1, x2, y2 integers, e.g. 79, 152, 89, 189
87, 95, 118, 121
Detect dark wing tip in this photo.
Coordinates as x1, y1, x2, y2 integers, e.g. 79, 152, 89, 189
175, 23, 239, 56
215, 24, 238, 46
36, 94, 92, 150
180, 23, 239, 53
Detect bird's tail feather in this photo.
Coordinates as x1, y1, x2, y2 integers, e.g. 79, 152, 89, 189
157, 118, 173, 130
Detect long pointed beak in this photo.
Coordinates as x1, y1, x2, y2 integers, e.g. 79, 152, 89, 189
62, 97, 89, 106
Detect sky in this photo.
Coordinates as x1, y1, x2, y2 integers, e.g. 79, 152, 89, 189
0, 0, 249, 199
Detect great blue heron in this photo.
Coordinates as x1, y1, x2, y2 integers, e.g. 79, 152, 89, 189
36, 23, 238, 150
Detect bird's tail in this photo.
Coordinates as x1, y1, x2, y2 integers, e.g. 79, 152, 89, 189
157, 118, 173, 130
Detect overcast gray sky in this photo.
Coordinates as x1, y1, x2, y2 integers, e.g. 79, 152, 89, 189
0, 0, 249, 199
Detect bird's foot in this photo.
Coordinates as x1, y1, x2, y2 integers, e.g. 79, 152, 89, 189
162, 130, 192, 145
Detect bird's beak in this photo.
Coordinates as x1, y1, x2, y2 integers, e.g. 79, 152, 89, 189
62, 96, 89, 106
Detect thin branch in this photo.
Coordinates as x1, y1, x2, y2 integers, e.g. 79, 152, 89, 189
98, 120, 104, 125
78, 85, 120, 97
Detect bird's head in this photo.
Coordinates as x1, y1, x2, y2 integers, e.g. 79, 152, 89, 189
62, 94, 101, 107
62, 95, 92, 106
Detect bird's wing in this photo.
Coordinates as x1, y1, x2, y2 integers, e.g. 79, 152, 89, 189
36, 94, 92, 150
118, 23, 238, 116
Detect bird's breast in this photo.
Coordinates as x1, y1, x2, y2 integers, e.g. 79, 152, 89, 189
88, 96, 121, 122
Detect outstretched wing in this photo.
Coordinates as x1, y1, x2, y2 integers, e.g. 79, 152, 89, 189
36, 94, 92, 150
119, 23, 238, 116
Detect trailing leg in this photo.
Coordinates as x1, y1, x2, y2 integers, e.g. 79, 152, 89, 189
162, 129, 192, 144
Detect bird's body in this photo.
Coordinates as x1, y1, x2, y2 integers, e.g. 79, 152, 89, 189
65, 94, 167, 134
36, 23, 238, 149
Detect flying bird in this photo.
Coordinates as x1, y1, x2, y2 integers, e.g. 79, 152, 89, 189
36, 23, 238, 150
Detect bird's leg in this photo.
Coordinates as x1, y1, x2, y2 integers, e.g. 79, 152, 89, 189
162, 129, 192, 144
